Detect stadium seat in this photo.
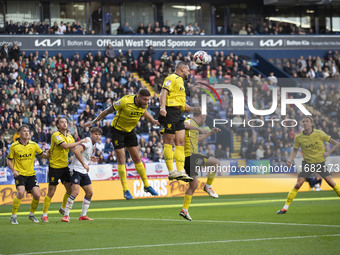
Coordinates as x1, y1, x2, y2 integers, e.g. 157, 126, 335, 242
149, 75, 155, 86
101, 137, 106, 143
79, 103, 86, 109
77, 109, 83, 114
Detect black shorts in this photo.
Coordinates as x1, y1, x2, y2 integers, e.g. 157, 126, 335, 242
48, 166, 71, 185
158, 107, 185, 134
111, 126, 138, 149
184, 154, 208, 177
15, 175, 39, 193
298, 161, 331, 179
70, 170, 92, 187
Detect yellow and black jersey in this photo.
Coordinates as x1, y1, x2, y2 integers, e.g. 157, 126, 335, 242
184, 118, 199, 157
293, 129, 331, 163
7, 140, 43, 176
162, 73, 186, 112
49, 131, 75, 169
111, 95, 146, 132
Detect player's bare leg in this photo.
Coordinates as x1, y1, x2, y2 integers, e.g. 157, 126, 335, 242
323, 176, 340, 196
127, 146, 158, 196
59, 182, 72, 215
79, 184, 93, 220
180, 177, 198, 221
41, 184, 57, 222
164, 131, 192, 182
10, 186, 25, 224
28, 186, 40, 223
204, 157, 220, 198
277, 177, 306, 214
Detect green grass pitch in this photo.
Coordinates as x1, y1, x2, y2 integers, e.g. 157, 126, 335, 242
1, 191, 340, 255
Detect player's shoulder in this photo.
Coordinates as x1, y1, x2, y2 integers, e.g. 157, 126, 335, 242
51, 131, 61, 137
313, 129, 325, 135
66, 133, 74, 139
295, 131, 304, 139
119, 94, 133, 104
28, 140, 38, 146
10, 140, 20, 148
165, 73, 178, 81
84, 137, 92, 146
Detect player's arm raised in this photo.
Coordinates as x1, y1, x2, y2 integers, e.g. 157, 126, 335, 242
184, 104, 201, 113
83, 105, 115, 127
143, 110, 160, 126
198, 128, 221, 141
72, 145, 89, 172
324, 138, 340, 159
184, 122, 208, 134
59, 138, 89, 150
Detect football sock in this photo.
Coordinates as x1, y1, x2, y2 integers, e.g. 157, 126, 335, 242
61, 192, 69, 210
118, 164, 128, 192
12, 197, 21, 215
42, 195, 51, 214
333, 184, 340, 197
286, 188, 298, 206
30, 199, 39, 214
174, 146, 185, 172
81, 196, 91, 217
206, 170, 216, 185
183, 194, 192, 210
64, 195, 75, 216
164, 144, 174, 171
135, 162, 149, 188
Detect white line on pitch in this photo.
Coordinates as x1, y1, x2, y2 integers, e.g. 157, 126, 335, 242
2, 216, 340, 228
10, 234, 340, 255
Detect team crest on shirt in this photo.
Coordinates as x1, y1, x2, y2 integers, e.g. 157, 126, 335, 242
16, 180, 19, 184
167, 124, 172, 130
114, 140, 118, 145
74, 178, 78, 183
164, 80, 171, 88
114, 100, 121, 108
56, 136, 61, 141
51, 177, 54, 182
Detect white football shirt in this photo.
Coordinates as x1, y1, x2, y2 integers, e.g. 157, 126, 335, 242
69, 137, 93, 174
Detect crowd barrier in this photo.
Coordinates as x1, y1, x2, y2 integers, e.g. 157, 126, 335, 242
1, 157, 339, 205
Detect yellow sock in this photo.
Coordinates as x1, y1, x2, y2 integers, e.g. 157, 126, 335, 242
183, 194, 192, 210
62, 192, 69, 209
118, 164, 128, 192
164, 144, 174, 171
333, 184, 340, 197
30, 199, 39, 214
206, 170, 216, 185
174, 146, 185, 172
43, 195, 51, 214
12, 197, 22, 215
135, 162, 149, 188
286, 188, 298, 205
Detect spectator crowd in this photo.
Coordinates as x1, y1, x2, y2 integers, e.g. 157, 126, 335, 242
0, 41, 339, 168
